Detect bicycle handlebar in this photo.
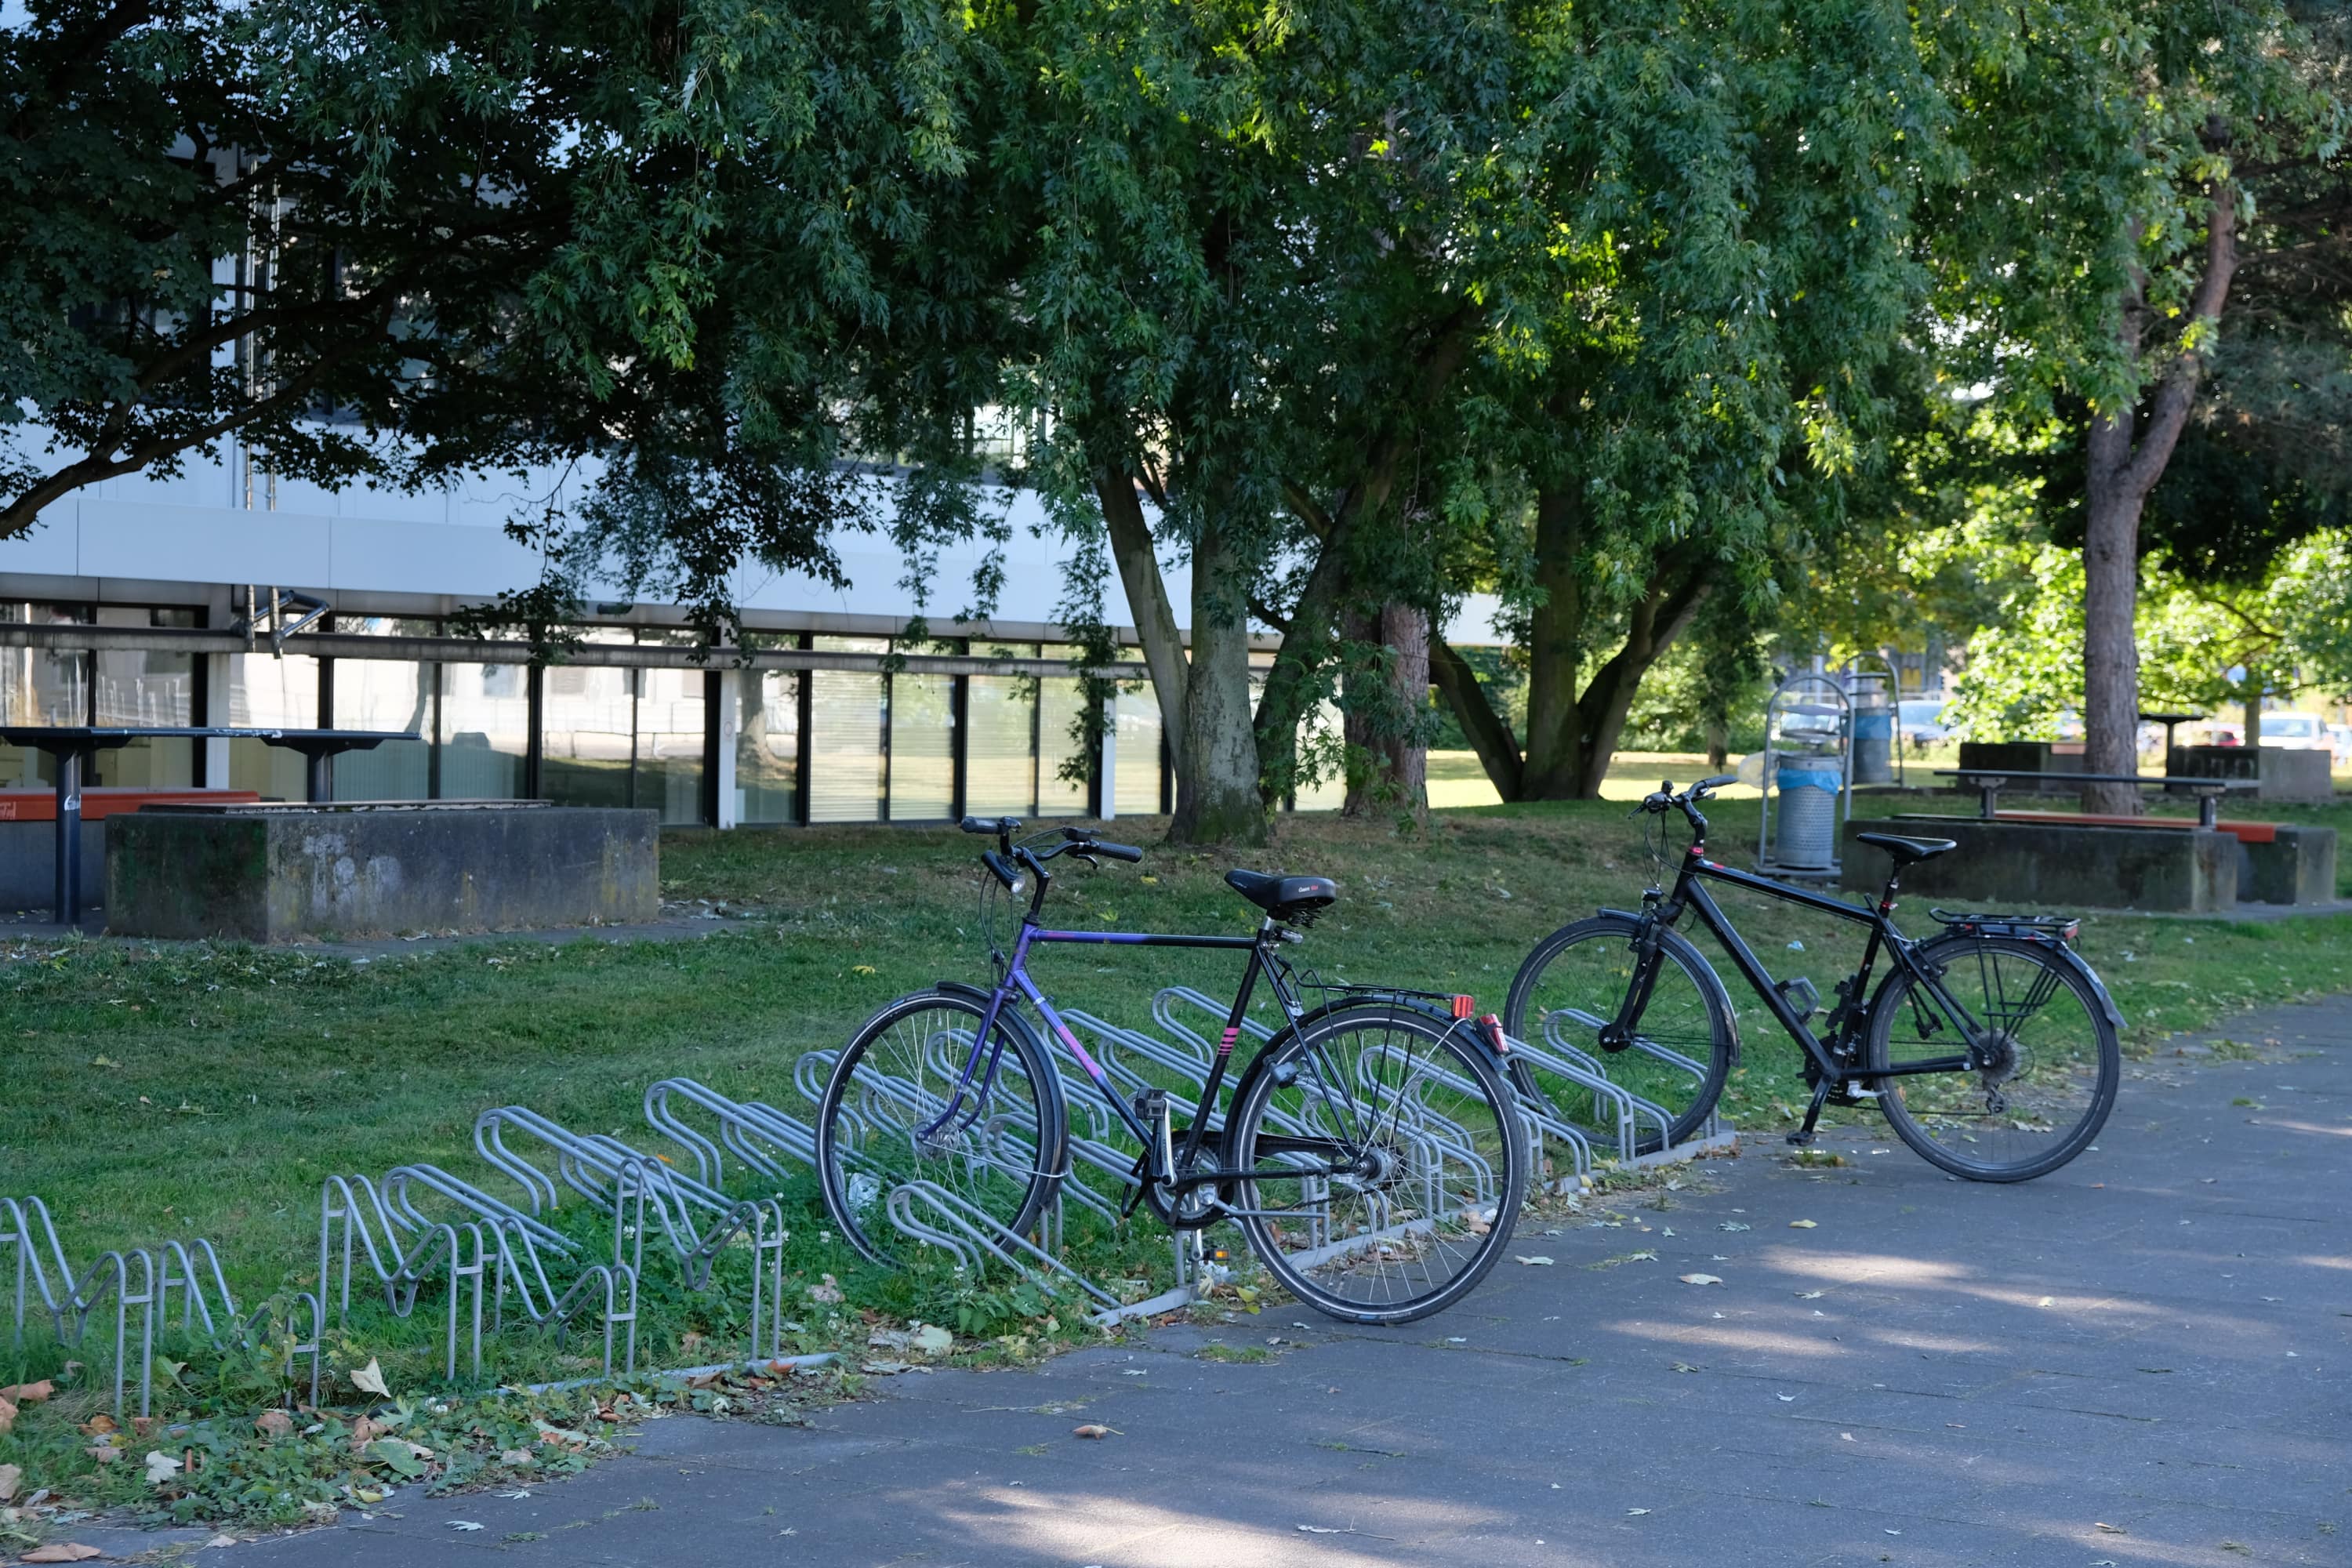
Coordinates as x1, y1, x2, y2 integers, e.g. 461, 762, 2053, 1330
960, 815, 1020, 836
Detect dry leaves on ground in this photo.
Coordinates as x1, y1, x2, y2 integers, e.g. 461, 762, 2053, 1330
20, 1546, 104, 1563
1679, 1273, 1723, 1286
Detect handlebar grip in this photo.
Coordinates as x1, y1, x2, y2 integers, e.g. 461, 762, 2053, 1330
981, 850, 1022, 891
960, 815, 1018, 835
1091, 840, 1143, 864
1690, 774, 1737, 793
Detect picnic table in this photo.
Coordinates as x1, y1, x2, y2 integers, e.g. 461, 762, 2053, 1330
0, 727, 414, 924
1933, 768, 2259, 828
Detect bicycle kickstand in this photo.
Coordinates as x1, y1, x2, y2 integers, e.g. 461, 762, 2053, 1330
1785, 1079, 1834, 1147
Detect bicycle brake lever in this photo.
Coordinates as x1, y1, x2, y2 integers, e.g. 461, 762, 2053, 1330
1071, 852, 1101, 868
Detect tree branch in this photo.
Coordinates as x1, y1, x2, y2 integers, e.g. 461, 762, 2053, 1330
1428, 633, 1523, 800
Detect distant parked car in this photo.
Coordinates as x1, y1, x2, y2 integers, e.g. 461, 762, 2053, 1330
2329, 724, 2352, 769
1897, 698, 1952, 746
2259, 712, 2332, 751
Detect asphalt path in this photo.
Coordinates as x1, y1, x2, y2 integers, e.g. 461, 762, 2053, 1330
209, 999, 2352, 1567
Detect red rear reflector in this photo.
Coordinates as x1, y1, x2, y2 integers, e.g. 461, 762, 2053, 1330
1451, 994, 1475, 1019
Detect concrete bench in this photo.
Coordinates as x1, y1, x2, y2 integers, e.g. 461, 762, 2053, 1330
1840, 814, 2336, 912
1987, 811, 2336, 906
104, 800, 659, 941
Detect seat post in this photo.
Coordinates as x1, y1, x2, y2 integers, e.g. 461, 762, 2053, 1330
1876, 860, 1904, 915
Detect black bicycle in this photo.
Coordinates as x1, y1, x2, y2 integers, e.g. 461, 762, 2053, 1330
814, 818, 1530, 1323
1503, 777, 2123, 1181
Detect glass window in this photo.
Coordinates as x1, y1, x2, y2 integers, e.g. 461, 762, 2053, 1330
225, 653, 318, 798
439, 662, 527, 799
1037, 678, 1092, 816
637, 666, 706, 825
736, 671, 800, 825
1112, 680, 1163, 817
0, 603, 92, 786
335, 658, 434, 800
541, 662, 636, 808
93, 607, 195, 788
808, 671, 884, 822
964, 675, 1035, 816
889, 673, 954, 820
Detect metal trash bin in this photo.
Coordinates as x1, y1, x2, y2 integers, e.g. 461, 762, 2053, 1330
1775, 761, 1842, 869
1852, 708, 1893, 784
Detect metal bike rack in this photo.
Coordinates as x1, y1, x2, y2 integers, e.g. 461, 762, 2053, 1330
5, 1194, 321, 1417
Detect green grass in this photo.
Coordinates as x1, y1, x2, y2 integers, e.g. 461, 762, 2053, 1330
2, 791, 2346, 1432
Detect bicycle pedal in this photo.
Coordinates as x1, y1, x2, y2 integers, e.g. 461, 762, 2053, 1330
1784, 1129, 1817, 1147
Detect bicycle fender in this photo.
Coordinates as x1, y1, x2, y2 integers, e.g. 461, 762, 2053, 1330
1910, 931, 2128, 1033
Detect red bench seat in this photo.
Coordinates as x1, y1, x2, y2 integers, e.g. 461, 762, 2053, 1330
1993, 809, 2278, 846
0, 788, 262, 822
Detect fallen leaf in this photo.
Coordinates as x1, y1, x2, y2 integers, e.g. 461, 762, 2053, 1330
84, 1444, 122, 1465
205, 1535, 238, 1549
1071, 1425, 1118, 1439
2036, 1296, 2055, 1308
129, 1417, 160, 1439
1297, 1526, 1343, 1534
20, 1545, 104, 1563
447, 1520, 484, 1532
0, 1462, 17, 1501
860, 1361, 910, 1376
1788, 1219, 1817, 1229
499, 1449, 535, 1466
807, 1274, 844, 1305
1679, 1273, 1723, 1286
1796, 1290, 1824, 1300
1839, 1432, 1854, 1442
347, 1415, 383, 1450
1777, 1394, 1796, 1403
1670, 1362, 1700, 1374
1514, 1255, 1555, 1266
144, 1450, 183, 1486
253, 1410, 292, 1439
496, 1489, 532, 1501
677, 1331, 706, 1356
1625, 1508, 1651, 1516
350, 1359, 391, 1399
79, 1414, 116, 1436
851, 964, 877, 975
0, 1396, 13, 1436
911, 1323, 953, 1356
0, 1381, 53, 1405
2094, 1523, 2125, 1534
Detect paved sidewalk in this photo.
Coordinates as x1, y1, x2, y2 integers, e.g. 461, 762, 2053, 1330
230, 1000, 2350, 1567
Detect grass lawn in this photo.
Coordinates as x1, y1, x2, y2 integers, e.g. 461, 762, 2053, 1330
4, 781, 2347, 1425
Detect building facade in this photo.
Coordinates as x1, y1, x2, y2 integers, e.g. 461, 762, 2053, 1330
0, 445, 1364, 825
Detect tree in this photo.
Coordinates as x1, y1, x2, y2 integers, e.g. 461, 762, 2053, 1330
1427, 0, 1948, 802
1918, 0, 2336, 810
2, 0, 1004, 643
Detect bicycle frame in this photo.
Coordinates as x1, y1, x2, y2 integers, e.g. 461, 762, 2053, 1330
1626, 844, 1977, 1087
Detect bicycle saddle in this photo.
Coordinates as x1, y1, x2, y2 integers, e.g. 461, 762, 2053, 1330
1856, 832, 1958, 865
1224, 869, 1338, 924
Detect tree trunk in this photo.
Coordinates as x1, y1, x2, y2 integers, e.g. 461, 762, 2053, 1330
1518, 485, 1585, 799
1338, 608, 1378, 816
1573, 570, 1711, 799
1704, 713, 1730, 771
2078, 179, 2238, 815
1094, 467, 1189, 768
1171, 515, 1268, 845
1428, 634, 1523, 799
1341, 603, 1428, 821
2244, 674, 2263, 754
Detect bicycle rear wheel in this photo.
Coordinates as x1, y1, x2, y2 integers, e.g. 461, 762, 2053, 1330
1502, 914, 1735, 1156
815, 988, 1068, 1265
1866, 936, 2119, 1181
1224, 1002, 1529, 1324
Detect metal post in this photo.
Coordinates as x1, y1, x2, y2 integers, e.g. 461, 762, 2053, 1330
54, 746, 82, 927
306, 746, 332, 805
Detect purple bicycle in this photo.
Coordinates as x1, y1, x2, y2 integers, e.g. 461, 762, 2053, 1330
812, 817, 1530, 1324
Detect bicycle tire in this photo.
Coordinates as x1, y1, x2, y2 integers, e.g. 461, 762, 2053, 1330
1502, 913, 1737, 1155
1865, 935, 2119, 1182
1223, 1002, 1530, 1324
815, 987, 1069, 1265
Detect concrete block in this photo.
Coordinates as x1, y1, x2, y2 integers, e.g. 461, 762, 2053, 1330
1842, 816, 2238, 913
105, 802, 659, 940
0, 818, 101, 912
2256, 748, 2334, 805
2239, 824, 2338, 906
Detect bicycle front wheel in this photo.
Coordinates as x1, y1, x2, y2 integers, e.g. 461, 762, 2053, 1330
815, 988, 1068, 1265
1502, 914, 1735, 1156
1866, 936, 2120, 1181
1225, 1003, 1529, 1324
